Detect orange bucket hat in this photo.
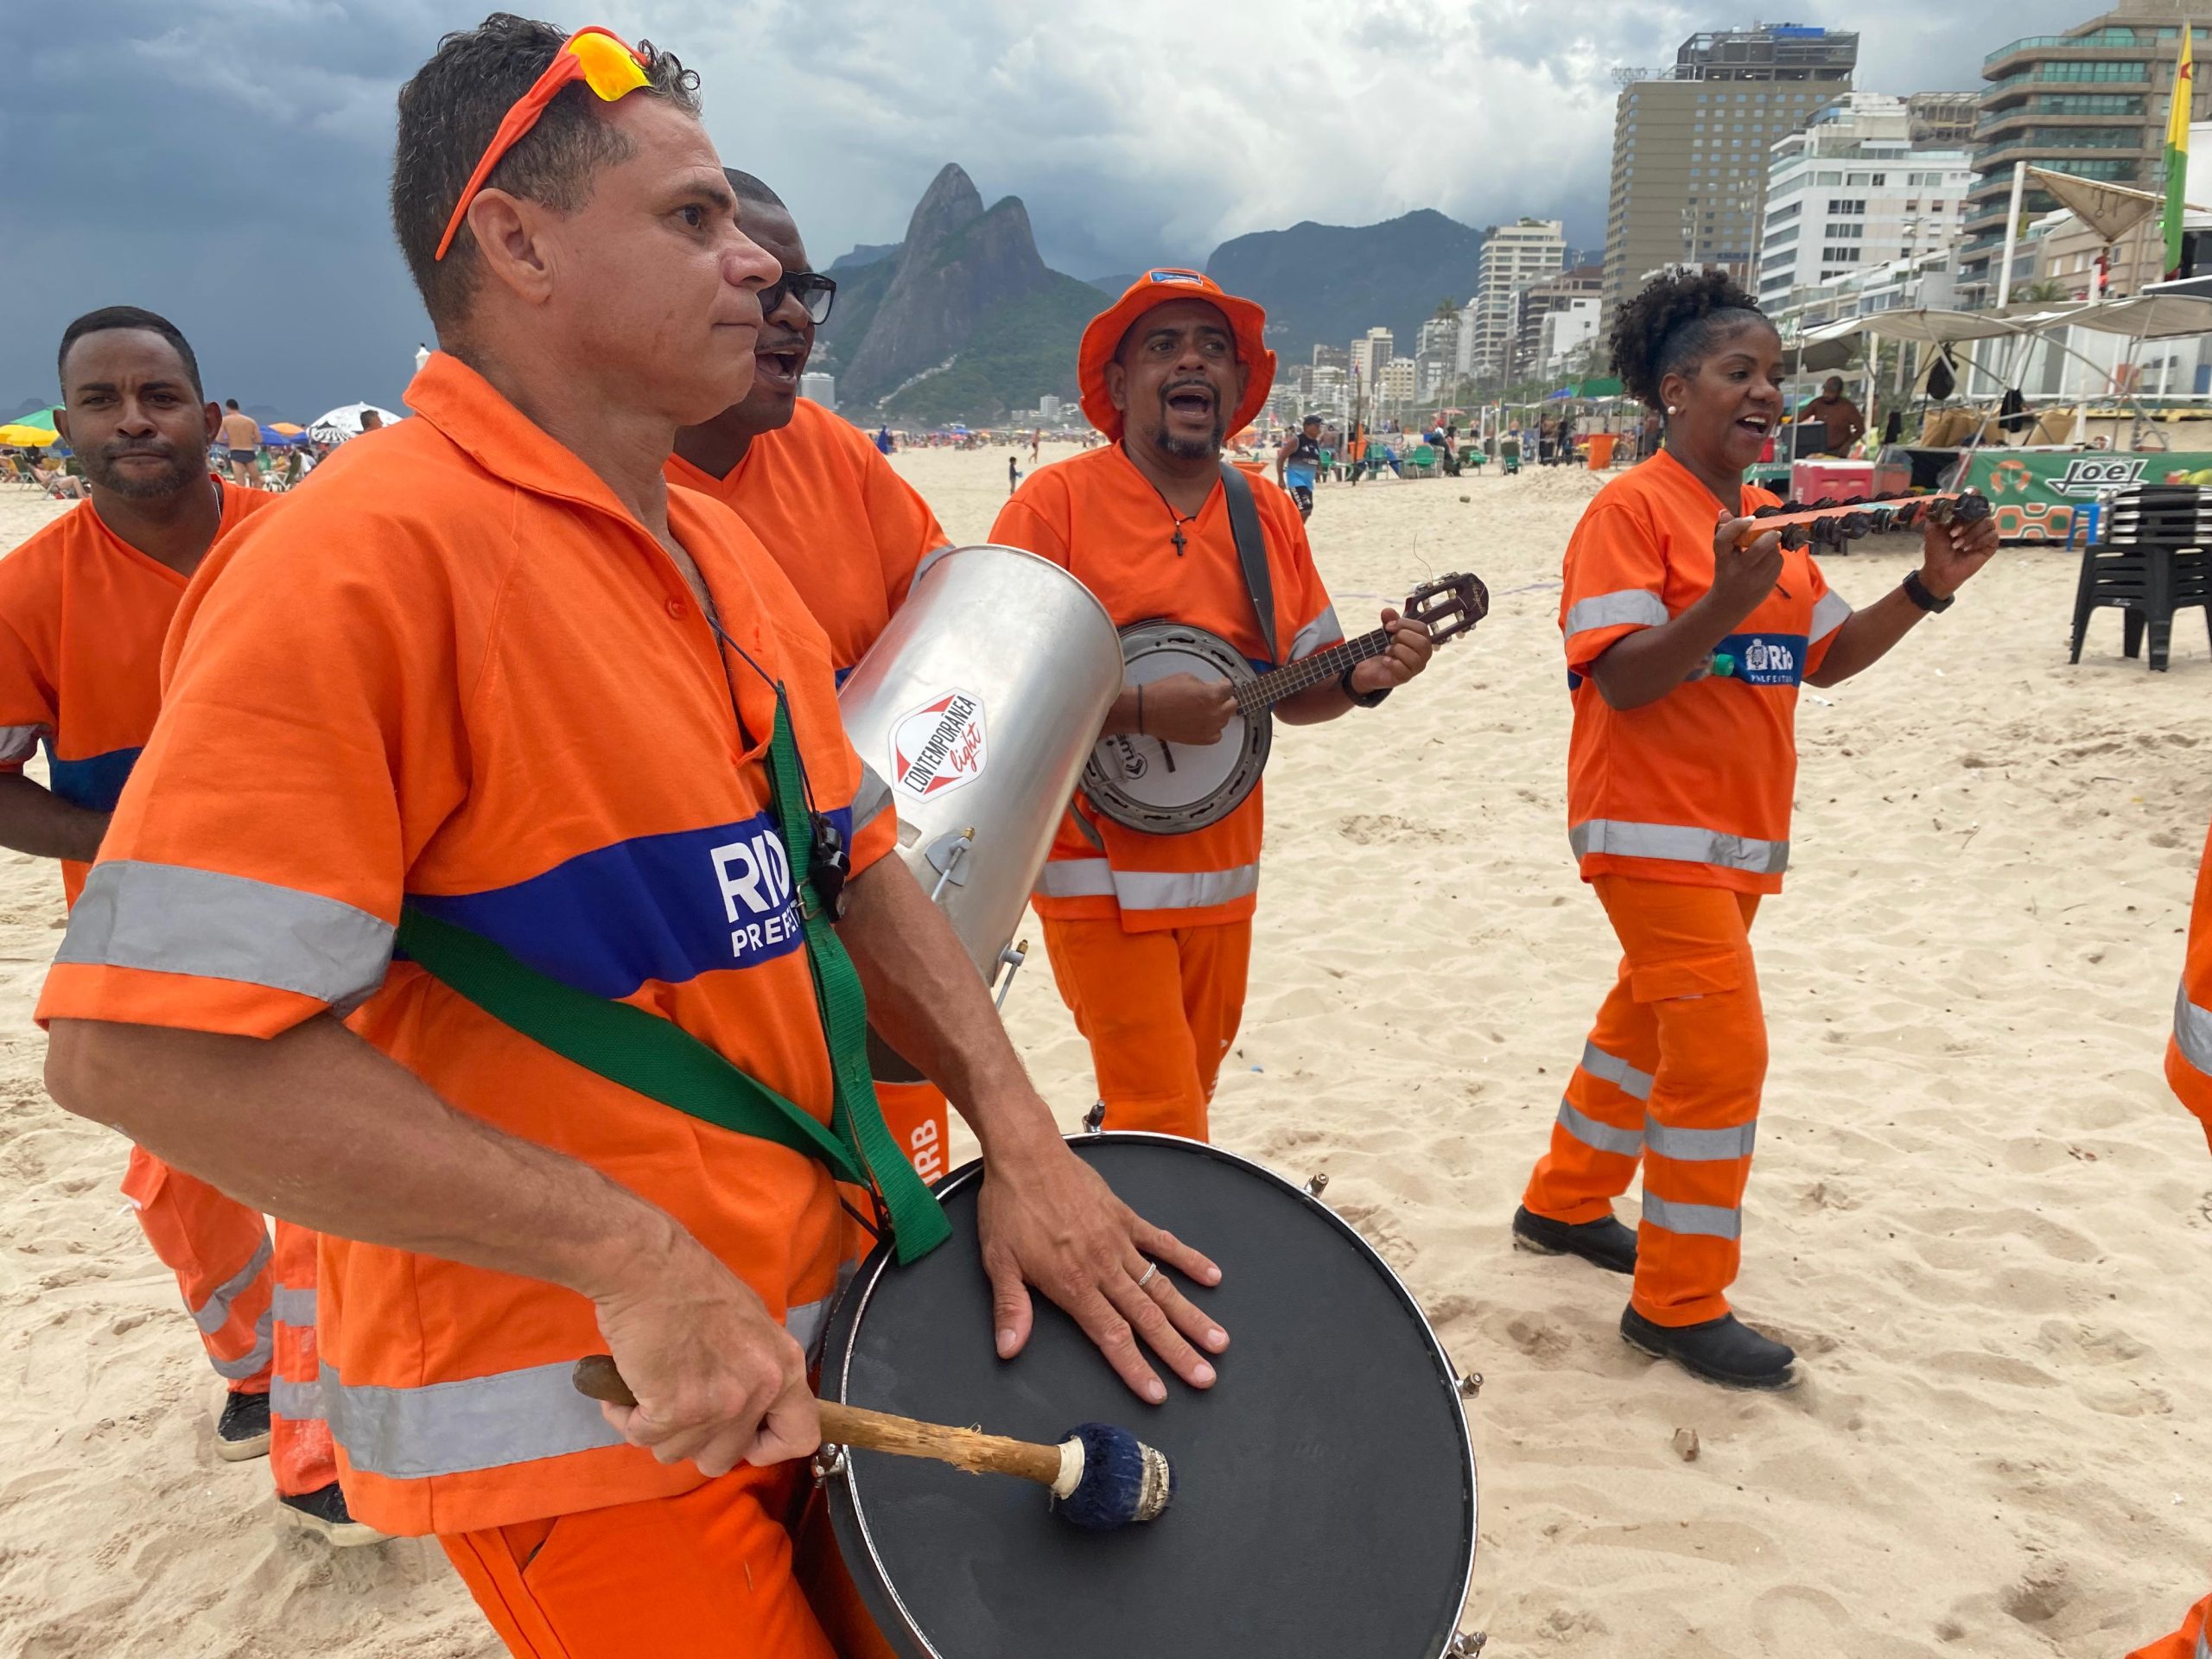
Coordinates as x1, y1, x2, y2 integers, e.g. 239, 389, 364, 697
1077, 269, 1276, 442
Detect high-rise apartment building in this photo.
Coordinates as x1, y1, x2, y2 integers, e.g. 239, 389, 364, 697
1963, 4, 2212, 302
1603, 24, 1859, 321
799, 371, 836, 410
1312, 343, 1348, 372
1349, 327, 1395, 392
1907, 91, 1980, 146
1414, 315, 1461, 399
1517, 264, 1605, 373
1756, 93, 1974, 311
1469, 219, 1567, 381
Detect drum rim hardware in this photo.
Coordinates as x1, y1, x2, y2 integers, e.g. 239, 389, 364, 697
820, 1130, 1480, 1659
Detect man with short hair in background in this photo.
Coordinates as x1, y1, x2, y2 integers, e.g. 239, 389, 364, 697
669, 168, 955, 1185
0, 305, 363, 1541
1802, 375, 1864, 454
217, 397, 259, 486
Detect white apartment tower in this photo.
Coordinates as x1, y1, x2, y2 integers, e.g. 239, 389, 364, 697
1349, 327, 1395, 394
1470, 219, 1567, 382
1756, 93, 1974, 312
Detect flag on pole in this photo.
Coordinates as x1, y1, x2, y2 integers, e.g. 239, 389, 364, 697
2164, 27, 2193, 279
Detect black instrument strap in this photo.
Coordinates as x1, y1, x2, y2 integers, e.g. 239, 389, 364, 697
1217, 462, 1276, 665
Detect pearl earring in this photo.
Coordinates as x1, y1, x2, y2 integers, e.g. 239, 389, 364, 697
1666, 404, 1679, 416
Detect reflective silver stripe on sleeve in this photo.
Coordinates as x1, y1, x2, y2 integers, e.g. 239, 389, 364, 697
209, 1318, 273, 1382
1112, 864, 1260, 912
1809, 589, 1853, 645
271, 1375, 326, 1423
852, 763, 893, 830
190, 1234, 274, 1336
324, 1295, 842, 1479
1645, 1119, 1758, 1161
1569, 819, 1789, 876
1579, 1040, 1654, 1102
57, 861, 394, 1011
1289, 604, 1343, 662
1563, 589, 1669, 639
1556, 1097, 1643, 1157
0, 723, 45, 766
1036, 858, 1116, 899
2176, 982, 2212, 1078
271, 1285, 317, 1329
1639, 1194, 1743, 1240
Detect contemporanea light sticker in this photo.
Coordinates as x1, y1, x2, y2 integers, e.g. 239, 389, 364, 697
891, 690, 988, 799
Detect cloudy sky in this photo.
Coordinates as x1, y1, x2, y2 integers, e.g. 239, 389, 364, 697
4, 0, 2093, 415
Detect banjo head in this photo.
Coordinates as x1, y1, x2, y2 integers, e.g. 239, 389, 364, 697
1081, 623, 1269, 836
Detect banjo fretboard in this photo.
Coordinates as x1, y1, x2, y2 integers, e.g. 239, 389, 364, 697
1234, 630, 1394, 715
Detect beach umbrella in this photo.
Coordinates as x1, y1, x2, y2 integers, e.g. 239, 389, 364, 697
0, 423, 60, 448
270, 422, 306, 436
9, 407, 60, 434
308, 403, 402, 442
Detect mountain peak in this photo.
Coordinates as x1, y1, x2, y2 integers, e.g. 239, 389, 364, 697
902, 162, 986, 260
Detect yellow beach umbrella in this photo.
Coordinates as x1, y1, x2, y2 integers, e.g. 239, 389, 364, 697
0, 423, 59, 448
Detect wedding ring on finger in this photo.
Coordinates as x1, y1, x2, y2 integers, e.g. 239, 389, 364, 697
1135, 1259, 1160, 1291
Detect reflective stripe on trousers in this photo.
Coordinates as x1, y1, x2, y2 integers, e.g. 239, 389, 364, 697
271, 1284, 324, 1424
322, 1291, 846, 1481
1570, 818, 1789, 876
2176, 983, 2212, 1079
1640, 1194, 1743, 1241
192, 1234, 273, 1337
1038, 859, 1260, 912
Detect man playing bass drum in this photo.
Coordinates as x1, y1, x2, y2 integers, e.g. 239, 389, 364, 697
990, 270, 1433, 1142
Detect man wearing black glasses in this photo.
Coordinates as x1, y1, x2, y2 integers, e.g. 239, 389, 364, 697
669, 170, 956, 1187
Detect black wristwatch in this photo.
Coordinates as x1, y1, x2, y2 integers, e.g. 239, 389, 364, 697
1340, 665, 1391, 709
1901, 568, 1954, 614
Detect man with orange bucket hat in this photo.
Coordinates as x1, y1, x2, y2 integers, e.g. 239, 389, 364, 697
989, 270, 1435, 1141
2126, 827, 2212, 1657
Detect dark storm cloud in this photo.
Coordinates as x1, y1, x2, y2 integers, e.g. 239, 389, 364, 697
0, 0, 2102, 416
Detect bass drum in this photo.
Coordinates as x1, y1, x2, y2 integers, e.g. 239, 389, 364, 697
821, 1134, 1478, 1657
1078, 622, 1270, 835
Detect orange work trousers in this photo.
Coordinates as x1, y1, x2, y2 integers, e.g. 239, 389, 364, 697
2129, 1593, 2211, 1659
442, 1464, 897, 1659
1040, 915, 1251, 1143
121, 1144, 274, 1389
1522, 875, 1767, 1328
874, 1079, 950, 1186
268, 1218, 339, 1497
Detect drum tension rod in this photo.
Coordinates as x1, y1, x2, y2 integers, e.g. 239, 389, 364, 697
926, 827, 976, 903
1082, 1102, 1106, 1135
1446, 1632, 1489, 1656
992, 938, 1028, 1013
1303, 1172, 1330, 1198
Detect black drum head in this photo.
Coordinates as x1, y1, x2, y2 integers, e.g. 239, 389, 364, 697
823, 1135, 1476, 1658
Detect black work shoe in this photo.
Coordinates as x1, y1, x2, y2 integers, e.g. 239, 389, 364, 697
214, 1389, 272, 1462
1511, 1205, 1638, 1274
276, 1482, 388, 1548
1620, 1306, 1799, 1390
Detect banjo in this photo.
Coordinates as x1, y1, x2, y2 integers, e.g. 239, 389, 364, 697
1080, 571, 1488, 835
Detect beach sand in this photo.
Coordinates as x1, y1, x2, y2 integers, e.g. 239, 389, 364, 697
1, 445, 2209, 1656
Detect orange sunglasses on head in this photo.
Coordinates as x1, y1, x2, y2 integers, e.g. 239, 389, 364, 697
434, 25, 652, 262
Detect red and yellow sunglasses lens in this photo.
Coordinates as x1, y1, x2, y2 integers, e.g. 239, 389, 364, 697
434, 26, 652, 263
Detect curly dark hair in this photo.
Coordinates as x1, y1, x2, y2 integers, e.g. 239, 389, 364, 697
1608, 270, 1770, 411
391, 14, 701, 329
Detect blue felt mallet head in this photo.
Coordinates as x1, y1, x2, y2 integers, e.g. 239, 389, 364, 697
1051, 1421, 1176, 1531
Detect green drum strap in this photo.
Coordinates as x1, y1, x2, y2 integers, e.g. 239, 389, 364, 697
394, 904, 867, 1185
768, 695, 951, 1263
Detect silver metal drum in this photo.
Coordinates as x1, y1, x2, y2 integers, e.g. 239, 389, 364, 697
839, 545, 1122, 999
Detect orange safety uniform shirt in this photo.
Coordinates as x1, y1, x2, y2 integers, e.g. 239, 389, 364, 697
665, 397, 948, 677
2171, 820, 2212, 1143
989, 444, 1339, 932
1561, 448, 1852, 896
0, 479, 274, 906
36, 354, 897, 1539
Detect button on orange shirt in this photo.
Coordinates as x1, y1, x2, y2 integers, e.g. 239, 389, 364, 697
989, 444, 1339, 931
665, 397, 948, 676
37, 354, 897, 1539
1560, 448, 1852, 895
0, 478, 274, 906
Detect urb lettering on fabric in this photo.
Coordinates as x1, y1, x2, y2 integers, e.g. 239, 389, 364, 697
709, 830, 798, 960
